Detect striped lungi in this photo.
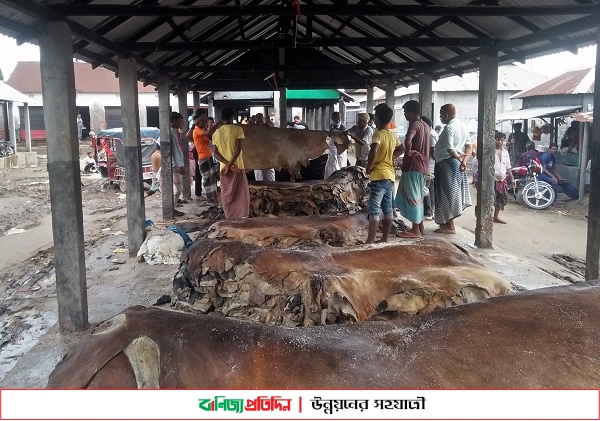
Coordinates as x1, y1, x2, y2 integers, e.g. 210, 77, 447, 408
433, 158, 471, 225
220, 167, 250, 218
394, 171, 425, 224
198, 157, 218, 200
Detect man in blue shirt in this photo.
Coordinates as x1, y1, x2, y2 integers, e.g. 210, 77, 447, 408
538, 144, 579, 200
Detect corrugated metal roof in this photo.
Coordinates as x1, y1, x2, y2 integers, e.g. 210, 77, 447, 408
513, 67, 595, 98
497, 105, 581, 121
0, 81, 30, 102
5, 61, 157, 94
0, 0, 598, 90
373, 65, 548, 100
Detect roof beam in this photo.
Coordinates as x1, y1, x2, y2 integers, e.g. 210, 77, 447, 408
51, 4, 600, 17
126, 37, 495, 51
163, 62, 432, 73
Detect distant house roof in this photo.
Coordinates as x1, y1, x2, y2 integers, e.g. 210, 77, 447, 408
0, 81, 30, 103
373, 65, 548, 101
6, 61, 157, 94
512, 67, 595, 99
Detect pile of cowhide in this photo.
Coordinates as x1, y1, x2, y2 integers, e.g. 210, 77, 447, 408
48, 281, 600, 389
248, 166, 369, 217
172, 237, 513, 326
208, 213, 368, 247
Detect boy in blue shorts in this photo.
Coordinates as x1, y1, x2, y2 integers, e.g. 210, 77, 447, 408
365, 104, 405, 244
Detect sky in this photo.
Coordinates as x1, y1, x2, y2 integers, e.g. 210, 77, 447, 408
0, 33, 597, 82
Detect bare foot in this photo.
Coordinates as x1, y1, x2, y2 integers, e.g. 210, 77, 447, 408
434, 227, 456, 234
493, 218, 507, 224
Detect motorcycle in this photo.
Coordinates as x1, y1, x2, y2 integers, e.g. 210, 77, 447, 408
509, 160, 555, 210
0, 141, 14, 158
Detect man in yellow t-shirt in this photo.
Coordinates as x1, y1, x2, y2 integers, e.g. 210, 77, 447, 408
365, 103, 405, 244
211, 107, 249, 218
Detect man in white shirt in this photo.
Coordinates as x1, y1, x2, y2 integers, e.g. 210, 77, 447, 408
493, 131, 516, 224
433, 104, 472, 234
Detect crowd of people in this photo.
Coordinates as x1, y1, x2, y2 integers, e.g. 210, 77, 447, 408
134, 102, 588, 243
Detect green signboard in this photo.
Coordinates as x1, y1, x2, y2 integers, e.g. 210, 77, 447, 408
285, 89, 340, 100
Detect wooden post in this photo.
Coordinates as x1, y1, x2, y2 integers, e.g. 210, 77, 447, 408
118, 57, 146, 257
39, 20, 88, 331
585, 30, 600, 281
158, 77, 174, 221
475, 51, 499, 249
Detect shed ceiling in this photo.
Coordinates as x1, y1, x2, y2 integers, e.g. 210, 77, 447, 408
0, 0, 598, 92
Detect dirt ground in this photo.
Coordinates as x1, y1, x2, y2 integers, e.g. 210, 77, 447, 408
0, 142, 591, 388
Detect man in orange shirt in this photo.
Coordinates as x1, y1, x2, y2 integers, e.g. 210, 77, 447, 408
190, 112, 218, 204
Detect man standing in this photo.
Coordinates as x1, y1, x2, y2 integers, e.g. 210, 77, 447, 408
191, 114, 218, 205
169, 112, 186, 207
287, 116, 309, 130
330, 111, 348, 169
395, 100, 430, 238
539, 144, 579, 201
365, 103, 405, 244
492, 132, 516, 224
507, 122, 530, 163
345, 113, 372, 168
421, 116, 437, 220
433, 104, 472, 234
211, 107, 249, 218
253, 113, 276, 182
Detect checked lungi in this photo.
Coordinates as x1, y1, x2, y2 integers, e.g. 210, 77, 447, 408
433, 157, 471, 226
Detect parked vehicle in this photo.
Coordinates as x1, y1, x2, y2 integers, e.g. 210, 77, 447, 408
94, 127, 159, 192
509, 160, 555, 210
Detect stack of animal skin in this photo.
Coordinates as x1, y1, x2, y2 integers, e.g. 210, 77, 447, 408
248, 166, 369, 217
172, 237, 513, 326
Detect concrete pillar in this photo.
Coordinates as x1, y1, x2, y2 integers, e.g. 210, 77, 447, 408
138, 104, 148, 127
273, 90, 280, 127
366, 86, 374, 113
90, 102, 105, 133
325, 104, 332, 129
118, 57, 146, 258
279, 87, 287, 128
208, 96, 215, 118
193, 91, 200, 111
23, 103, 32, 152
177, 85, 191, 200
474, 51, 499, 249
585, 29, 600, 281
418, 74, 433, 123
317, 106, 323, 131
385, 84, 395, 111
579, 122, 588, 200
7, 101, 16, 151
339, 99, 346, 125
39, 20, 87, 331
158, 77, 174, 221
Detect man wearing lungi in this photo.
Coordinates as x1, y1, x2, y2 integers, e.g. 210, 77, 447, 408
211, 107, 250, 218
395, 100, 430, 238
433, 104, 472, 234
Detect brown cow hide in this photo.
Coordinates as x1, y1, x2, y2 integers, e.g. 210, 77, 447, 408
208, 213, 368, 247
47, 281, 600, 389
172, 238, 512, 326
240, 125, 349, 179
249, 166, 369, 217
